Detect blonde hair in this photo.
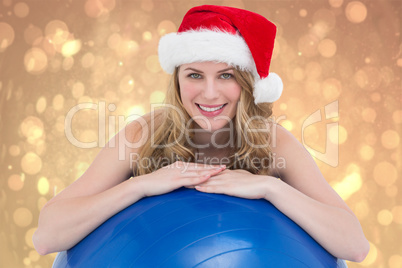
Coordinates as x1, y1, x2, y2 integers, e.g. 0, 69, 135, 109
134, 66, 274, 176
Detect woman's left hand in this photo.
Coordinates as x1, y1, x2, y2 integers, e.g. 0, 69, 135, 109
194, 169, 275, 199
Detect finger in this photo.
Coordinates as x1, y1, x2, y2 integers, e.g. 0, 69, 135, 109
195, 178, 226, 187
181, 174, 211, 187
180, 167, 225, 177
195, 185, 225, 194
180, 169, 222, 177
185, 164, 226, 171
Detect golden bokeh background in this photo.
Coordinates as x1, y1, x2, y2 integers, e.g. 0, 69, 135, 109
0, 0, 400, 267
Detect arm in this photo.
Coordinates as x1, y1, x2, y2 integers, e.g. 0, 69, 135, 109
195, 124, 369, 262
33, 118, 146, 255
33, 111, 225, 255
266, 124, 369, 262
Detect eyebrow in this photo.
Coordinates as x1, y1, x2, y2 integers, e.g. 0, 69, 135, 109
183, 67, 234, 73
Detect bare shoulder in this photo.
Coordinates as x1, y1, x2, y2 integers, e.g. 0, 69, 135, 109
265, 121, 307, 176
267, 120, 320, 180
45, 108, 167, 206
265, 120, 352, 212
124, 107, 167, 144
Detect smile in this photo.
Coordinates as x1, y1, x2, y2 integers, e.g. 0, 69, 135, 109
197, 104, 226, 112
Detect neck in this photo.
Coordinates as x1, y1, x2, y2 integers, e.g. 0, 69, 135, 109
192, 122, 234, 151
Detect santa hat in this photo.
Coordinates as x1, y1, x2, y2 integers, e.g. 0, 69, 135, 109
158, 5, 283, 104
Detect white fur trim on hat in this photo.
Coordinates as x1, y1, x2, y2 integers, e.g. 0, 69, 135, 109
158, 29, 283, 103
158, 30, 255, 74
253, 73, 283, 104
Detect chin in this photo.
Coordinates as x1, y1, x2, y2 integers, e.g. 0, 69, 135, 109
195, 119, 233, 132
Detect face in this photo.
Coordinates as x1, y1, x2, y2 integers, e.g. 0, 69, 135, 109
178, 61, 241, 132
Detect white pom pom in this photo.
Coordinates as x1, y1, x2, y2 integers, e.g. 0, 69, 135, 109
253, 73, 283, 104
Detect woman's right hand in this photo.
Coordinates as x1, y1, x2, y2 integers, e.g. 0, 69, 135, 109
135, 161, 226, 197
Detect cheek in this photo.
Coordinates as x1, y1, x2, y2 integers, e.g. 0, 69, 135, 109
180, 82, 199, 102
230, 84, 242, 102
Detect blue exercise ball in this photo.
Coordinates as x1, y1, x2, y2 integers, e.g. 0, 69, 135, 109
53, 188, 339, 267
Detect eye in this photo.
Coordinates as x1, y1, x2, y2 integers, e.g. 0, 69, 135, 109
221, 73, 233, 79
189, 73, 201, 79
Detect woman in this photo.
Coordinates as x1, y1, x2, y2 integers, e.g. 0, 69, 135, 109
33, 5, 369, 262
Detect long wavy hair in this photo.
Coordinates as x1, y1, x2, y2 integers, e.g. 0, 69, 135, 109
133, 66, 274, 176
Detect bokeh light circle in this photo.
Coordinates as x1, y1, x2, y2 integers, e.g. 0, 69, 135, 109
0, 22, 15, 52
329, 0, 343, 8
61, 39, 82, 57
393, 110, 402, 124
81, 52, 95, 68
29, 250, 40, 262
391, 206, 402, 224
53, 94, 65, 111
298, 34, 319, 57
3, 0, 12, 7
299, 9, 307, 17
25, 228, 36, 248
145, 55, 161, 73
24, 25, 43, 45
312, 9, 336, 38
361, 108, 376, 123
359, 145, 374, 161
292, 67, 305, 81
373, 161, 397, 187
45, 20, 69, 46
85, 0, 116, 18
13, 207, 33, 227
24, 48, 48, 74
20, 116, 44, 142
322, 78, 341, 100
9, 145, 21, 156
157, 20, 177, 36
150, 91, 166, 104
385, 185, 398, 198
381, 130, 400, 149
38, 177, 50, 195
8, 174, 24, 191
389, 255, 402, 268
142, 31, 152, 41
14, 2, 30, 18
38, 196, 48, 211
119, 75, 135, 93
72, 82, 85, 98
36, 97, 47, 114
318, 39, 337, 58
305, 61, 322, 79
21, 152, 42, 175
397, 58, 402, 67
354, 200, 369, 220
377, 209, 393, 226
107, 33, 121, 49
345, 1, 368, 23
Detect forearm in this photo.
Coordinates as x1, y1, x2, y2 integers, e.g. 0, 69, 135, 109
266, 178, 369, 262
33, 178, 144, 255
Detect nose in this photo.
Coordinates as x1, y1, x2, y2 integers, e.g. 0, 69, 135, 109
202, 78, 220, 99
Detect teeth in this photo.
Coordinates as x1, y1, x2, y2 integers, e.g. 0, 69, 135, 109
198, 104, 224, 112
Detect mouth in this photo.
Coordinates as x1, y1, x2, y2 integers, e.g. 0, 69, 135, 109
196, 103, 227, 112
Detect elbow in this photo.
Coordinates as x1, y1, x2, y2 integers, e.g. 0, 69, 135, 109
33, 229, 52, 256
349, 239, 370, 263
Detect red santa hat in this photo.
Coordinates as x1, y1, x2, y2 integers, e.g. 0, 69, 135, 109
158, 5, 283, 103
